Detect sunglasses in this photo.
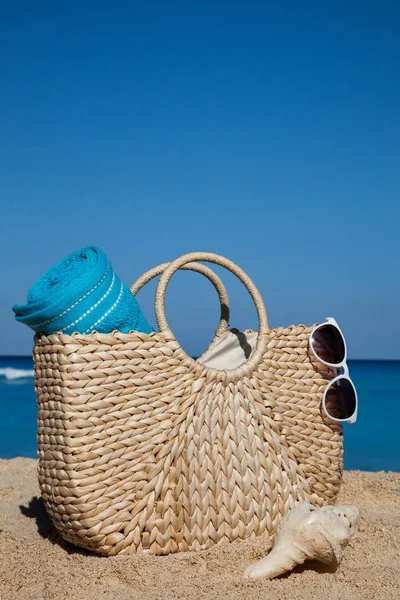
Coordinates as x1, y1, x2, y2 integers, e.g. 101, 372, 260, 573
310, 317, 358, 424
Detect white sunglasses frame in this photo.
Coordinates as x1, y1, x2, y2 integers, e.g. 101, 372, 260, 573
310, 317, 358, 424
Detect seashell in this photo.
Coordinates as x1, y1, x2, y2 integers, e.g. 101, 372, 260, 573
245, 503, 359, 580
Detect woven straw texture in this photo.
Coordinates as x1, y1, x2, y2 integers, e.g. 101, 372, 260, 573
33, 253, 343, 556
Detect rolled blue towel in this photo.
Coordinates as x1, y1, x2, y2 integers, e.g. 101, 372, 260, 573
12, 246, 153, 335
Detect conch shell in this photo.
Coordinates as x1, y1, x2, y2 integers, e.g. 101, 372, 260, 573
245, 503, 359, 580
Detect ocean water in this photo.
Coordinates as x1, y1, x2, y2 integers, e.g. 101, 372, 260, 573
0, 356, 399, 471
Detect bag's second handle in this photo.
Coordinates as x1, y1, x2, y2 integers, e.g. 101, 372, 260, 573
131, 262, 230, 337
155, 252, 270, 375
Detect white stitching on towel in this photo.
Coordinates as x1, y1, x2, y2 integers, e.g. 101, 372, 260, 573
35, 263, 110, 328
84, 281, 124, 334
62, 273, 116, 332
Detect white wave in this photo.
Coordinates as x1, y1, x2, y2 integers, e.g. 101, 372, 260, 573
0, 367, 34, 380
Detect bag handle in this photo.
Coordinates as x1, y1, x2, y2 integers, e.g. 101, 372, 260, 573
131, 261, 230, 337
155, 252, 270, 376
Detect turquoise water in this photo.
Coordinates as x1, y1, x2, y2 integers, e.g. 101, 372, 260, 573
0, 356, 399, 471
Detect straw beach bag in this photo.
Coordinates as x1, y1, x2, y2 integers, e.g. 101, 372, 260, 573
33, 252, 343, 556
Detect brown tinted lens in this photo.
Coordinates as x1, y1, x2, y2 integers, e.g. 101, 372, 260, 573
324, 377, 356, 421
311, 324, 345, 364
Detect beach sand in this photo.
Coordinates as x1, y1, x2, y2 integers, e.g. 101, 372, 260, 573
0, 458, 399, 600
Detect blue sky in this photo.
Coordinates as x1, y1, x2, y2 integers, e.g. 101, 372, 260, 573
1, 1, 399, 358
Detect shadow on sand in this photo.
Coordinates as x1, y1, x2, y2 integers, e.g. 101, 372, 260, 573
19, 496, 90, 555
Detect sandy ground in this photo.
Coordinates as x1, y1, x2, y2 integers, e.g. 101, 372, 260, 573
0, 458, 399, 600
